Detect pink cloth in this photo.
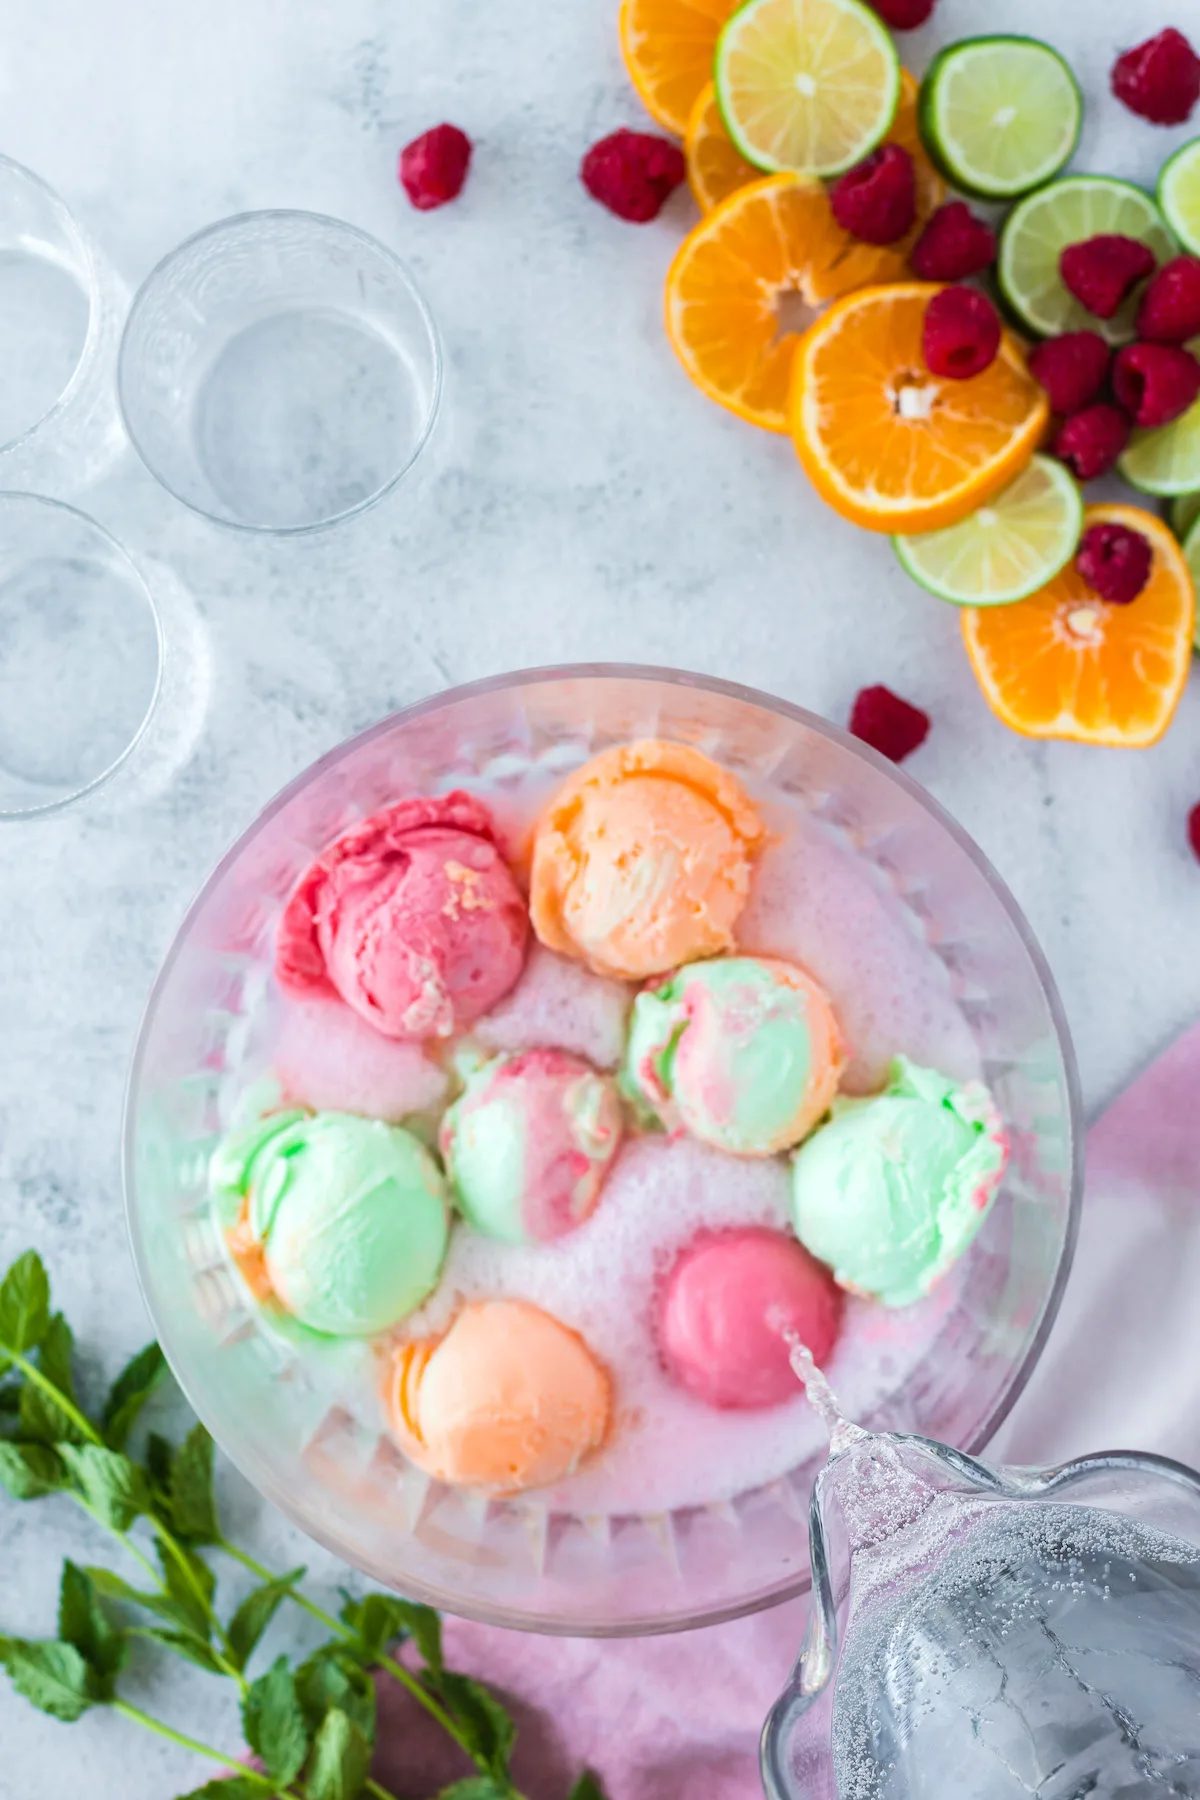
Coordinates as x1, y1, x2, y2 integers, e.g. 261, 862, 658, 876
374, 1023, 1200, 1799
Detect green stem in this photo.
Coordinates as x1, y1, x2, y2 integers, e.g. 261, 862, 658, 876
111, 1700, 280, 1791
9, 1351, 103, 1447
150, 1515, 243, 1674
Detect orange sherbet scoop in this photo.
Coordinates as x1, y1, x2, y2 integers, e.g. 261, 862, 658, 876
529, 739, 765, 980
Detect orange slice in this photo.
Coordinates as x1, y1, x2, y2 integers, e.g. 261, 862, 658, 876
962, 505, 1195, 747
789, 282, 1049, 531
686, 82, 762, 212
619, 0, 740, 137
666, 76, 945, 430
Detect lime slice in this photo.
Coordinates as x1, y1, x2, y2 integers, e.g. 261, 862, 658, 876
1183, 514, 1200, 648
919, 36, 1081, 201
714, 0, 900, 177
1159, 137, 1200, 257
1171, 491, 1200, 539
998, 176, 1176, 345
1119, 392, 1200, 495
892, 456, 1083, 607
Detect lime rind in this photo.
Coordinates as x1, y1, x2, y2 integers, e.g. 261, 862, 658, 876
919, 35, 1082, 201
1159, 138, 1200, 258
1183, 513, 1200, 649
892, 456, 1084, 607
714, 0, 901, 178
1170, 491, 1200, 540
998, 175, 1177, 345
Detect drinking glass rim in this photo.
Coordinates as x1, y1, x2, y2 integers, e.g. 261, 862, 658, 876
117, 206, 444, 536
0, 153, 101, 460
0, 490, 164, 822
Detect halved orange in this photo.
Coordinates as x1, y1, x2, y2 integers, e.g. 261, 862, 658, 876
789, 283, 1049, 531
620, 0, 740, 137
686, 81, 762, 212
962, 504, 1195, 747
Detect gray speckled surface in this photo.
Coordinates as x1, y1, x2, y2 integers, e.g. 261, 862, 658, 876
2, 0, 1200, 1793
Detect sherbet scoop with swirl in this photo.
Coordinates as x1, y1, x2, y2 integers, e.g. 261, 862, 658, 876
791, 1057, 1009, 1308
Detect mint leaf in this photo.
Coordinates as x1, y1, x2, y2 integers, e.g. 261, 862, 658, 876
228, 1566, 305, 1670
435, 1783, 508, 1800
19, 1314, 86, 1445
84, 1564, 208, 1638
169, 1423, 219, 1543
304, 1706, 370, 1800
58, 1561, 126, 1688
0, 1638, 97, 1721
0, 1252, 50, 1358
436, 1672, 515, 1778
341, 1592, 443, 1672
175, 1781, 268, 1800
135, 1627, 228, 1677
102, 1343, 166, 1450
296, 1645, 376, 1741
243, 1655, 309, 1786
0, 1380, 19, 1413
155, 1536, 216, 1639
568, 1772, 610, 1800
0, 1441, 65, 1500
58, 1444, 150, 1531
146, 1431, 174, 1493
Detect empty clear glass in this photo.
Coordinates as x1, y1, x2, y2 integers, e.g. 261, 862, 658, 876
0, 494, 162, 818
118, 210, 441, 533
0, 156, 126, 496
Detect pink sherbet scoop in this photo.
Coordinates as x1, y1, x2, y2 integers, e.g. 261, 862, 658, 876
276, 792, 529, 1040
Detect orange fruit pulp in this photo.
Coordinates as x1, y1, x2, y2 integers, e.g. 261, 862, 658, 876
962, 504, 1196, 747
789, 282, 1049, 532
619, 0, 740, 137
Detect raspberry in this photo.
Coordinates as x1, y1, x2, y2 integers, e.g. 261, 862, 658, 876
921, 285, 1001, 380
1111, 341, 1200, 426
1112, 28, 1200, 126
1052, 404, 1131, 480
581, 129, 685, 223
1028, 332, 1112, 414
1075, 522, 1153, 605
910, 202, 996, 281
1136, 256, 1200, 342
849, 686, 930, 762
830, 145, 916, 245
398, 124, 472, 211
867, 0, 936, 25
1059, 235, 1157, 319
1188, 802, 1200, 862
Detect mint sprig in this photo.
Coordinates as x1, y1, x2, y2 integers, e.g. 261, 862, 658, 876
0, 1248, 608, 1800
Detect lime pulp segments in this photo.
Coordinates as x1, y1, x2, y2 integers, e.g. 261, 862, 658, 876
919, 36, 1081, 200
1183, 514, 1200, 649
893, 456, 1084, 606
999, 176, 1176, 344
1120, 389, 1200, 497
1159, 138, 1200, 257
714, 0, 900, 177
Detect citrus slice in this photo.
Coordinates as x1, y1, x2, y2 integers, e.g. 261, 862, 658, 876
1172, 491, 1200, 540
998, 176, 1176, 345
962, 504, 1195, 747
666, 91, 942, 432
619, 0, 741, 137
1119, 357, 1200, 495
893, 456, 1084, 606
1159, 137, 1200, 258
1184, 513, 1200, 648
919, 36, 1082, 200
789, 282, 1050, 533
714, 0, 900, 177
686, 81, 763, 211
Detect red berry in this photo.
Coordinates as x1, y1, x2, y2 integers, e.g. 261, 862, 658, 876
867, 0, 936, 25
398, 124, 472, 211
1052, 404, 1131, 480
830, 145, 916, 245
1111, 341, 1200, 426
1075, 522, 1153, 605
1136, 256, 1200, 342
1059, 235, 1157, 319
910, 202, 996, 281
921, 285, 1001, 380
1112, 27, 1200, 126
849, 686, 930, 763
581, 129, 685, 223
1187, 801, 1200, 862
1028, 332, 1112, 414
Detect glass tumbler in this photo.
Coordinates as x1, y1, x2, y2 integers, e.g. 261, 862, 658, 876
118, 211, 441, 533
0, 494, 162, 819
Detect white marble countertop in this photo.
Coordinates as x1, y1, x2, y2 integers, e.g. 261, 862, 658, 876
3, 0, 1200, 1792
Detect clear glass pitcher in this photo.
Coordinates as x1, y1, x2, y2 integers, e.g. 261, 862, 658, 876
761, 1431, 1200, 1800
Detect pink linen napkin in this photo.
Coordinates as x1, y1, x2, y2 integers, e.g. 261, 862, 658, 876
373, 1021, 1200, 1800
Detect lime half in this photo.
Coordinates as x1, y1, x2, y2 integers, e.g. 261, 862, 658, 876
1171, 491, 1200, 539
893, 456, 1083, 607
714, 0, 900, 177
1120, 395, 1200, 496
919, 36, 1081, 200
1159, 137, 1200, 257
1183, 514, 1200, 648
999, 176, 1176, 345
